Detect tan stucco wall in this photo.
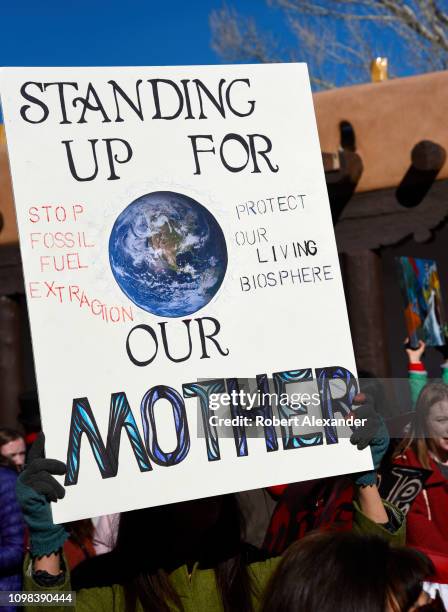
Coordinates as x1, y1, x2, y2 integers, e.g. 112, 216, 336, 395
313, 70, 448, 193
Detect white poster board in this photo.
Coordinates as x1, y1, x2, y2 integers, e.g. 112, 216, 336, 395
0, 64, 371, 522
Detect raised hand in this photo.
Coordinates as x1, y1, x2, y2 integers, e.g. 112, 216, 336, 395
404, 338, 426, 364
349, 393, 390, 486
19, 433, 66, 502
16, 433, 68, 558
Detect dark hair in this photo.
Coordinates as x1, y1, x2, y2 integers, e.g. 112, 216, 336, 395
111, 494, 254, 612
394, 382, 448, 468
0, 428, 24, 468
261, 531, 434, 612
0, 427, 23, 446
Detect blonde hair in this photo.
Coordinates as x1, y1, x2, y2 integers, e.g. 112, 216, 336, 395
395, 382, 448, 469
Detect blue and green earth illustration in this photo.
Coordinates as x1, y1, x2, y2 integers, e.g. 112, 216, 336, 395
109, 191, 228, 317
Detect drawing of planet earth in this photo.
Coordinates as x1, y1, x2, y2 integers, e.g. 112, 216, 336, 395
109, 191, 228, 317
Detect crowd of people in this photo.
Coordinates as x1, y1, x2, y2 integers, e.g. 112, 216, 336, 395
1, 340, 448, 611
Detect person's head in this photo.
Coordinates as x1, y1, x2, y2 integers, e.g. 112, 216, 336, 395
262, 531, 435, 612
114, 494, 252, 612
115, 494, 244, 568
405, 382, 448, 467
0, 428, 26, 470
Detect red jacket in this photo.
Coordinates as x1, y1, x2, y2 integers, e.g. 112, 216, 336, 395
264, 478, 355, 556
394, 447, 448, 557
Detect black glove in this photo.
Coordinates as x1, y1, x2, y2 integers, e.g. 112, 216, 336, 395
16, 433, 68, 557
350, 394, 383, 451
20, 433, 66, 502
349, 394, 390, 487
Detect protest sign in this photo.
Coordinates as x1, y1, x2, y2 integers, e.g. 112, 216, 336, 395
0, 64, 372, 522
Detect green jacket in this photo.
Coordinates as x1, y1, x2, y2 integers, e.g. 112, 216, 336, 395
24, 500, 405, 612
24, 557, 278, 612
409, 364, 448, 407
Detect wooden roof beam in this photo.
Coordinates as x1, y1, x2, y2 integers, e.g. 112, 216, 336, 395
396, 140, 446, 208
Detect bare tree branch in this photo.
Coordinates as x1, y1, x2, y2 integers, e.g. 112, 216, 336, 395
431, 0, 448, 26
210, 0, 448, 90
210, 6, 280, 64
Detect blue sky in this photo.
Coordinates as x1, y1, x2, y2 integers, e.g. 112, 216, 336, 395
0, 0, 431, 107
1, 1, 423, 76
0, 1, 294, 121
0, 0, 285, 67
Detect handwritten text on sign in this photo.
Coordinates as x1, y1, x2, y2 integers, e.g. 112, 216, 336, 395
1, 64, 371, 522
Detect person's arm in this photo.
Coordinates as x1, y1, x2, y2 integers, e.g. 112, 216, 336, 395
16, 434, 68, 582
355, 484, 387, 524
17, 435, 130, 612
405, 339, 427, 407
33, 551, 62, 575
352, 491, 405, 545
23, 552, 117, 612
0, 470, 24, 573
349, 394, 405, 544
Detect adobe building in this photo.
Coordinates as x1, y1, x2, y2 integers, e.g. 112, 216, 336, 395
314, 69, 448, 381
1, 70, 447, 426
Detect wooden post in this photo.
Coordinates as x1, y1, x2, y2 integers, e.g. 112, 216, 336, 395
341, 250, 390, 378
0, 296, 22, 427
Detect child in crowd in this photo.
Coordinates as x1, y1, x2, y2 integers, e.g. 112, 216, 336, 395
395, 341, 448, 555
0, 428, 26, 471
390, 340, 448, 593
17, 394, 403, 612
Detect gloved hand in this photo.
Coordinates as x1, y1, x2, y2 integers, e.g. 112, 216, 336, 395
349, 393, 390, 487
16, 432, 68, 557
